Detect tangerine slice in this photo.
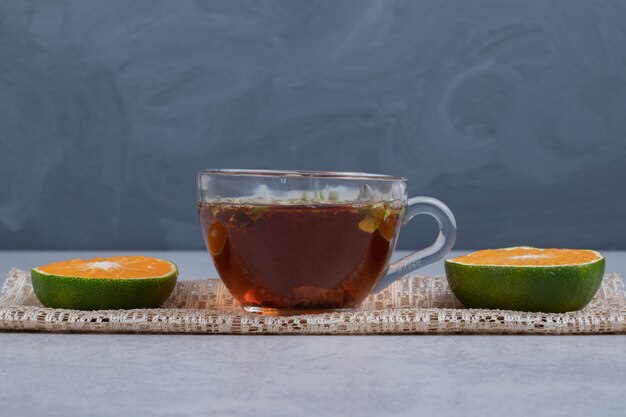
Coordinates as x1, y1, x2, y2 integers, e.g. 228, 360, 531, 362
445, 247, 605, 313
31, 256, 178, 310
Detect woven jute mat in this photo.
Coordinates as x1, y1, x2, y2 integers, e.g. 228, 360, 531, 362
1, 268, 625, 334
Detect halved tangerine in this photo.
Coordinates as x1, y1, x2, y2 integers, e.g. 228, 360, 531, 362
31, 256, 178, 310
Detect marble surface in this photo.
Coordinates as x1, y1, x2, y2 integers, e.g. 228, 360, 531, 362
2, 250, 626, 417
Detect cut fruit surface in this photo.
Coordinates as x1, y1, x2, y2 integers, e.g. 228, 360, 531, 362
445, 247, 605, 313
32, 256, 178, 310
35, 256, 176, 279
449, 247, 601, 266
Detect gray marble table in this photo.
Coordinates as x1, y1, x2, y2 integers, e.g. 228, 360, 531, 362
2, 250, 626, 417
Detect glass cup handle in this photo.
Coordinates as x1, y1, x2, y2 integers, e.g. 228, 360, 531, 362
372, 196, 457, 293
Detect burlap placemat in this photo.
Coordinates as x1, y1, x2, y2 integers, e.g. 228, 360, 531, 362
1, 268, 625, 334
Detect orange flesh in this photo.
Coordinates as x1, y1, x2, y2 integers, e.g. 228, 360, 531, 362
35, 256, 175, 279
450, 248, 601, 266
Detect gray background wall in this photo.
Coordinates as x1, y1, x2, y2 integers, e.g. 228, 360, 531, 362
1, 0, 625, 250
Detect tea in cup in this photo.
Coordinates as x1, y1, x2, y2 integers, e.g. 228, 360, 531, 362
198, 170, 456, 314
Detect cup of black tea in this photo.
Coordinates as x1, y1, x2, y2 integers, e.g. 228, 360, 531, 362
197, 170, 456, 315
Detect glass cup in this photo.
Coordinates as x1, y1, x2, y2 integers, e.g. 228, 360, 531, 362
197, 169, 456, 315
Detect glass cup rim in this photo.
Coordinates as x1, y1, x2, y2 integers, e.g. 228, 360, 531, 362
197, 169, 406, 182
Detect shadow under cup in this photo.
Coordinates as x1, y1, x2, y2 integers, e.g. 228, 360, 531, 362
197, 170, 407, 315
